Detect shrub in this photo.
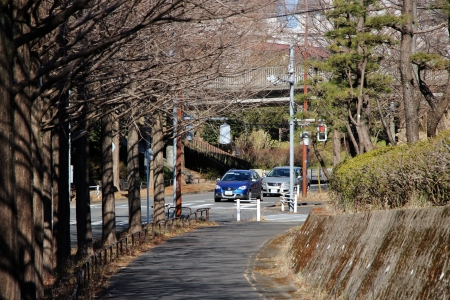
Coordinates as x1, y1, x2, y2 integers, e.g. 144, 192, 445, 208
329, 130, 450, 212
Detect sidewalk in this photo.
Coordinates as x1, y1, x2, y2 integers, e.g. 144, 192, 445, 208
100, 221, 301, 299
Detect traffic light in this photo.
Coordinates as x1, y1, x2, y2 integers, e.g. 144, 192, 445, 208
317, 124, 327, 141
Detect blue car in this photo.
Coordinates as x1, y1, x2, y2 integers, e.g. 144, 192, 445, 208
214, 169, 263, 202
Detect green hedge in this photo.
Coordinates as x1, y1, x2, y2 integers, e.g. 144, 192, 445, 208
329, 131, 450, 212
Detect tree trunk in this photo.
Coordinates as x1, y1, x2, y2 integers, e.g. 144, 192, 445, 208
418, 74, 450, 137
32, 100, 45, 299
376, 98, 397, 145
14, 24, 35, 300
52, 96, 71, 273
75, 99, 93, 256
152, 111, 166, 225
357, 123, 373, 153
113, 117, 121, 190
127, 121, 142, 233
312, 140, 331, 180
102, 114, 117, 245
355, 6, 373, 153
345, 123, 360, 156
400, 0, 419, 143
332, 129, 341, 166
0, 8, 21, 298
42, 126, 53, 281
422, 19, 450, 137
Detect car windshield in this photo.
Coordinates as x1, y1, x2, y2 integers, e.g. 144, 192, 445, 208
222, 172, 250, 181
267, 168, 290, 177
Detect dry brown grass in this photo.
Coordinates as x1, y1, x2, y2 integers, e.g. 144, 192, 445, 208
252, 226, 328, 299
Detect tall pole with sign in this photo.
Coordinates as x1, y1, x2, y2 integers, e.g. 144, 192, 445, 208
302, 0, 309, 197
145, 147, 153, 224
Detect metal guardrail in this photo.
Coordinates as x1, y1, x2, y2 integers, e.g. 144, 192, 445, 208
89, 185, 100, 198
280, 194, 298, 213
69, 207, 210, 299
280, 185, 300, 213
235, 199, 261, 222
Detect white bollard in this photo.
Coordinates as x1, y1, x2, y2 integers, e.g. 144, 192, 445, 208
256, 199, 260, 221
294, 194, 298, 213
236, 199, 241, 221
281, 196, 285, 211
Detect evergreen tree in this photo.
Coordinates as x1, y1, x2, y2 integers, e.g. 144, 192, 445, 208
313, 0, 395, 155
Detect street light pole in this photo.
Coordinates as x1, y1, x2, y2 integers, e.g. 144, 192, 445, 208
302, 0, 309, 197
288, 44, 295, 212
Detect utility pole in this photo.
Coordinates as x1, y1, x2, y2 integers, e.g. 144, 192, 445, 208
173, 96, 182, 218
176, 107, 182, 217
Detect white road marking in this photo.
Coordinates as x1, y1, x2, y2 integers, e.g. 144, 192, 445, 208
263, 214, 308, 222
195, 204, 213, 207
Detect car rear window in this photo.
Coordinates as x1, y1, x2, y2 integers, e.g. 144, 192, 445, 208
222, 172, 250, 181
268, 169, 289, 177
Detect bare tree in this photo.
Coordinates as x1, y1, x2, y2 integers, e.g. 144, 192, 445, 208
1, 0, 277, 297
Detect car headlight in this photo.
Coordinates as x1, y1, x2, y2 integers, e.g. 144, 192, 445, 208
281, 182, 289, 188
215, 185, 221, 189
238, 185, 247, 190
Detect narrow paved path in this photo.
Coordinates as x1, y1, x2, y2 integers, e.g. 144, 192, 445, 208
101, 222, 298, 299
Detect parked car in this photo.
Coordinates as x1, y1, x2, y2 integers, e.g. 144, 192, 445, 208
261, 166, 311, 197
214, 169, 263, 202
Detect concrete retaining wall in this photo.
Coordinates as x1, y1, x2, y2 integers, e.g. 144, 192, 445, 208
289, 206, 450, 299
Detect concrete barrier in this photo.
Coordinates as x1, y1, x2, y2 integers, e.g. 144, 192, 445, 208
288, 206, 450, 299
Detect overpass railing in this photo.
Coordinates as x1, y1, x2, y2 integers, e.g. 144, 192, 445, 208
185, 138, 251, 170
206, 66, 448, 90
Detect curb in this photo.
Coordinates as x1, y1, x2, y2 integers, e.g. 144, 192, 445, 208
246, 230, 299, 299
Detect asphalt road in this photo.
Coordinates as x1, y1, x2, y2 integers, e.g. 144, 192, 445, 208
100, 221, 298, 299
69, 183, 328, 247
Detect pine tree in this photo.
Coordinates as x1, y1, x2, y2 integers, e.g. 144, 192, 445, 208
313, 0, 395, 155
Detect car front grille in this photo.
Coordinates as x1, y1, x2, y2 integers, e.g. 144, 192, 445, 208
267, 183, 282, 187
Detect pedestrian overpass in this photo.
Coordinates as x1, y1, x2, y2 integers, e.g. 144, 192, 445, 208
205, 66, 448, 106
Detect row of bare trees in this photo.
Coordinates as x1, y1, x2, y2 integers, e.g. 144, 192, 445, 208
0, 0, 280, 298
